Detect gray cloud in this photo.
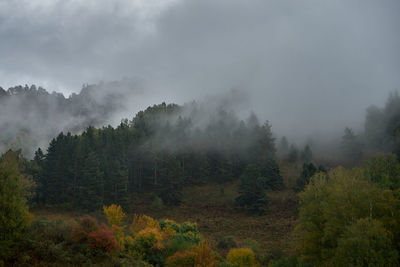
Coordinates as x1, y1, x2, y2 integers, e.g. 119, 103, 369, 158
1, 0, 399, 140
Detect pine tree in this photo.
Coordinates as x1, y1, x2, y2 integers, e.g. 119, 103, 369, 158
236, 164, 269, 215
80, 152, 104, 211
112, 160, 130, 210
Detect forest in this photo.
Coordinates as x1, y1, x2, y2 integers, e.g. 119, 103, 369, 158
2, 85, 400, 266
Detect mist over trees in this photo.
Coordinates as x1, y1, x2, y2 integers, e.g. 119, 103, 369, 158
0, 81, 142, 157
27, 102, 282, 211
365, 91, 400, 156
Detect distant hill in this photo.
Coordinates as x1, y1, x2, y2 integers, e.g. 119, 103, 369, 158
0, 80, 141, 157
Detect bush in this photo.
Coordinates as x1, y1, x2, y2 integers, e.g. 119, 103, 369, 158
262, 247, 284, 265
130, 214, 159, 235
152, 196, 164, 210
166, 250, 196, 267
26, 218, 85, 264
227, 248, 258, 267
241, 239, 260, 259
87, 224, 119, 253
71, 216, 99, 243
30, 218, 76, 244
193, 242, 217, 267
217, 236, 238, 250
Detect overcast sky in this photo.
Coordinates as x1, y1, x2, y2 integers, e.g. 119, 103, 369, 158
1, 0, 399, 138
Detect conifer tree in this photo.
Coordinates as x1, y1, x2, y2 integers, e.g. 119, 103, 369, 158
236, 164, 269, 215
80, 152, 104, 211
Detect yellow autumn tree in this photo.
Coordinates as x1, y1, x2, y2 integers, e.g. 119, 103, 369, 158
227, 248, 258, 267
130, 214, 159, 235
103, 204, 126, 250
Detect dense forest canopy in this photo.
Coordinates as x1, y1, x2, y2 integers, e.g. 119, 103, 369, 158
26, 101, 282, 211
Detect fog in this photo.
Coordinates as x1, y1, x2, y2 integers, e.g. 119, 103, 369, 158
1, 0, 399, 148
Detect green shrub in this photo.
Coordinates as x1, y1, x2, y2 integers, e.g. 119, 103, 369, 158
217, 236, 238, 250
241, 239, 260, 258
263, 247, 284, 264
152, 196, 164, 210
29, 218, 76, 243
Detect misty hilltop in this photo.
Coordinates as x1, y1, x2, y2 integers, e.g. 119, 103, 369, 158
0, 80, 144, 157
0, 81, 258, 157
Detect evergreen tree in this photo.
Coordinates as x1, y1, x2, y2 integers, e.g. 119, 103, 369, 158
158, 155, 183, 205
261, 160, 284, 191
295, 163, 326, 192
236, 164, 269, 215
112, 160, 130, 210
79, 152, 104, 211
41, 136, 65, 204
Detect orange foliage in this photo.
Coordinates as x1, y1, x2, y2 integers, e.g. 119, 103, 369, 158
87, 223, 119, 253
71, 216, 99, 243
166, 250, 196, 267
193, 242, 217, 267
130, 214, 159, 234
136, 227, 165, 250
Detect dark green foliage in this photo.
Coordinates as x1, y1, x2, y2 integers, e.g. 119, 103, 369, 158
152, 196, 164, 210
241, 238, 260, 258
365, 91, 400, 155
260, 160, 284, 191
79, 152, 104, 211
295, 163, 326, 192
363, 153, 400, 190
217, 235, 238, 250
263, 247, 284, 265
236, 165, 270, 215
31, 103, 281, 211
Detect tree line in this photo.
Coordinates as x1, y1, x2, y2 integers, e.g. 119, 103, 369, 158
27, 102, 283, 211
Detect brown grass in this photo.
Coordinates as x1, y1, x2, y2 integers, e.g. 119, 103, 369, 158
131, 181, 299, 257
